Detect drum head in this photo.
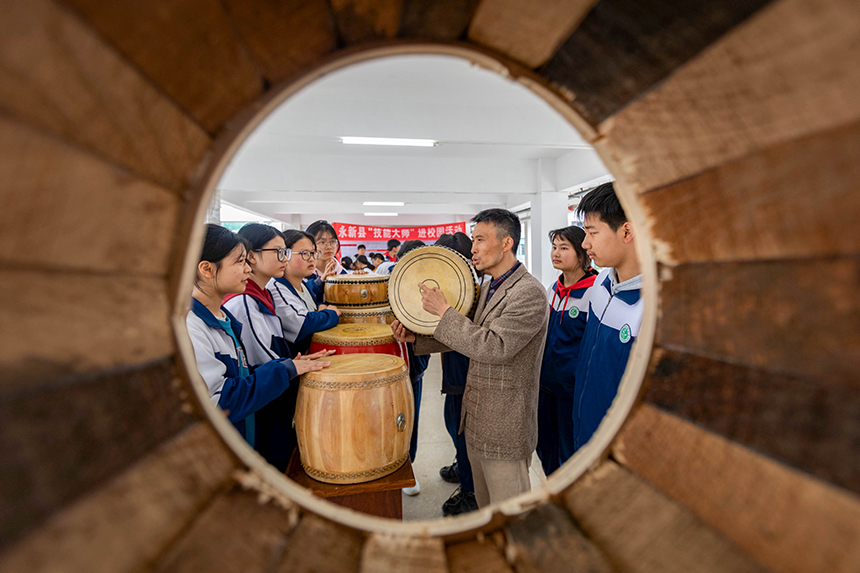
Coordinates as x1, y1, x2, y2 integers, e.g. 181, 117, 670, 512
389, 245, 479, 335
311, 323, 395, 345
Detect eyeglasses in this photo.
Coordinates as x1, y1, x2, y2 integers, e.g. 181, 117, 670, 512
254, 247, 288, 262
317, 240, 338, 248
288, 249, 321, 261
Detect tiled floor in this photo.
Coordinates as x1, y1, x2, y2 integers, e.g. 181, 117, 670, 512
403, 354, 547, 520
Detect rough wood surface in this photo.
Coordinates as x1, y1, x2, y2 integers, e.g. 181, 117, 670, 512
614, 405, 860, 573
152, 488, 294, 573
0, 271, 173, 384
565, 461, 766, 573
61, 0, 264, 132
400, 0, 480, 40
447, 539, 514, 573
504, 503, 613, 573
360, 533, 447, 573
645, 348, 860, 494
658, 258, 860, 383
0, 0, 210, 191
596, 0, 860, 193
641, 119, 860, 265
541, 0, 770, 124
0, 423, 235, 573
277, 513, 365, 573
329, 0, 402, 44
467, 0, 596, 67
0, 359, 195, 552
221, 0, 337, 83
0, 115, 180, 275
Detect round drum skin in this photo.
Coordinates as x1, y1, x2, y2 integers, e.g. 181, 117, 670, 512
389, 245, 479, 335
324, 274, 389, 308
295, 354, 414, 484
308, 323, 404, 362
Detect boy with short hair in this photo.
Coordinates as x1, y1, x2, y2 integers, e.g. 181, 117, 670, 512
574, 182, 643, 450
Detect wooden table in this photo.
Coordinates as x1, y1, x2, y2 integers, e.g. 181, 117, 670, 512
285, 449, 415, 519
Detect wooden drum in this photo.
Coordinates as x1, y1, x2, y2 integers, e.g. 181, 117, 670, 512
324, 274, 389, 307
389, 245, 479, 335
339, 305, 395, 325
295, 354, 414, 484
308, 323, 404, 362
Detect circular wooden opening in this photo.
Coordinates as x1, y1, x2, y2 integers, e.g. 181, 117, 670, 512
172, 43, 658, 536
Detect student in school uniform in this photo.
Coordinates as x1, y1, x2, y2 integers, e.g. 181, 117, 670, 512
536, 225, 597, 476
574, 183, 643, 451
305, 220, 347, 304
186, 224, 330, 471
268, 230, 340, 357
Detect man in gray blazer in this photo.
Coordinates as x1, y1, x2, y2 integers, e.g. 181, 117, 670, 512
392, 209, 549, 508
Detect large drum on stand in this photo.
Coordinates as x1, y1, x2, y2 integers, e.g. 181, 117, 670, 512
324, 274, 389, 308
307, 323, 405, 363
294, 354, 414, 484
389, 245, 480, 335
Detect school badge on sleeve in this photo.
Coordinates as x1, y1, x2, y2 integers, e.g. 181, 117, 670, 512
619, 324, 632, 343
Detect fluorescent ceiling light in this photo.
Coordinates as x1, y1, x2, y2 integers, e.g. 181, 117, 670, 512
364, 212, 398, 217
363, 201, 405, 206
342, 137, 437, 147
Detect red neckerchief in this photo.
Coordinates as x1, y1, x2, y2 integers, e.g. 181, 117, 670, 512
549, 271, 597, 323
223, 278, 276, 314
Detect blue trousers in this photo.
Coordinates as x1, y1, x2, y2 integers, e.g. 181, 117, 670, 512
536, 390, 575, 476
409, 374, 422, 462
443, 392, 474, 493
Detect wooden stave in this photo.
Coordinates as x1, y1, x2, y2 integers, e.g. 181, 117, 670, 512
323, 275, 390, 308
1, 0, 858, 571
338, 305, 396, 325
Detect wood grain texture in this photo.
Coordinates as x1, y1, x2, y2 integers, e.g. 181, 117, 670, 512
504, 503, 613, 573
61, 0, 264, 132
645, 348, 860, 494
360, 533, 447, 573
614, 405, 860, 573
0, 116, 180, 275
565, 461, 766, 573
540, 0, 770, 124
468, 0, 597, 68
0, 0, 210, 191
596, 0, 860, 193
277, 513, 365, 573
329, 0, 403, 44
0, 423, 235, 573
153, 488, 294, 573
0, 359, 195, 552
447, 539, 514, 573
0, 271, 173, 385
641, 120, 860, 265
220, 0, 337, 83
400, 0, 480, 40
658, 258, 860, 383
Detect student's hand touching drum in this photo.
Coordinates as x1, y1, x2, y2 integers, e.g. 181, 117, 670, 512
319, 304, 341, 316
320, 259, 337, 281
391, 320, 416, 343
292, 350, 334, 375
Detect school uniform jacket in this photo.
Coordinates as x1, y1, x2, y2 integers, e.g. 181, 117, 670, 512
573, 268, 643, 450
185, 299, 297, 434
414, 264, 549, 461
268, 277, 339, 355
223, 280, 291, 366
540, 272, 597, 398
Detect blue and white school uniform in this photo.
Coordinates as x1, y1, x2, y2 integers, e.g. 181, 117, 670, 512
536, 272, 597, 474
186, 299, 297, 453
573, 269, 643, 450
268, 277, 339, 356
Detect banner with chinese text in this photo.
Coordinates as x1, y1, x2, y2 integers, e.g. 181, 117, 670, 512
333, 221, 468, 257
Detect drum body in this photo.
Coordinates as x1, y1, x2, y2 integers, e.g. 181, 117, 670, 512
295, 354, 414, 484
339, 305, 395, 325
308, 323, 404, 362
324, 274, 389, 307
389, 245, 480, 335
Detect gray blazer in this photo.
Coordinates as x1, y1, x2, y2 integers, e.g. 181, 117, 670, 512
415, 264, 549, 460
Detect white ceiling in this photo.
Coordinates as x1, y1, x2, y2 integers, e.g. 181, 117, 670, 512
217, 54, 609, 228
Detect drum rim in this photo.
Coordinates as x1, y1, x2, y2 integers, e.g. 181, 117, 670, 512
300, 353, 407, 382
389, 244, 480, 334
324, 275, 389, 284
310, 323, 398, 345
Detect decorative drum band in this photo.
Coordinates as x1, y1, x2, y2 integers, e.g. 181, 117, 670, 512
300, 452, 409, 484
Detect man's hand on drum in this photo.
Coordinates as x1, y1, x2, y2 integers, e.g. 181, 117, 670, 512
292, 349, 335, 375
418, 283, 451, 317
319, 303, 341, 316
391, 320, 416, 343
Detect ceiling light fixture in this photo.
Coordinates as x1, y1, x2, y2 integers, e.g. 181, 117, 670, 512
342, 137, 437, 147
363, 201, 405, 206
364, 212, 398, 217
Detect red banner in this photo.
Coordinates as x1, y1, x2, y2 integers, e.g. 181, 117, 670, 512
332, 222, 467, 243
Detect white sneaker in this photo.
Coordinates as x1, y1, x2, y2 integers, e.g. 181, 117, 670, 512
402, 480, 421, 496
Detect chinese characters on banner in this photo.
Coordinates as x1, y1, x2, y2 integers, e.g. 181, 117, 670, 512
333, 222, 467, 250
